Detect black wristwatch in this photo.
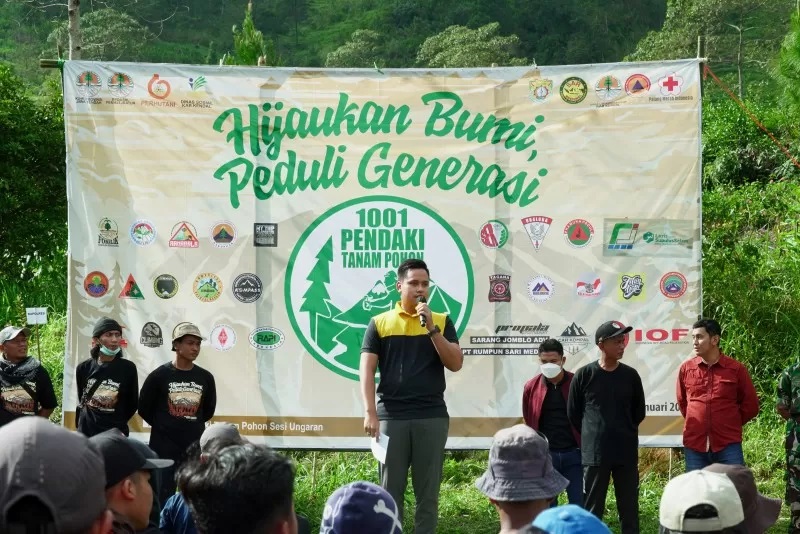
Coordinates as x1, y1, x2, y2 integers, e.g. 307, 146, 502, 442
428, 325, 441, 337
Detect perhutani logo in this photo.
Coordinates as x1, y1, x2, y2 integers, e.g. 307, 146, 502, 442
558, 322, 590, 355
521, 216, 552, 251
285, 196, 473, 381
249, 327, 285, 350
479, 220, 508, 249
619, 273, 645, 301
608, 222, 639, 250
147, 74, 171, 99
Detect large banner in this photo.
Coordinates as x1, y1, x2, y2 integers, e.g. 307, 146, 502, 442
62, 59, 701, 448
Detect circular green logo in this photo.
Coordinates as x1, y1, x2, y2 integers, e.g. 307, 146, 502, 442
285, 196, 474, 381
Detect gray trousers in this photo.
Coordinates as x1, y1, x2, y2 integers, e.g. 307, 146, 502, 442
379, 417, 449, 534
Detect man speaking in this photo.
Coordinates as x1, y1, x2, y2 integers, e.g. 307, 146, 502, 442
360, 258, 463, 534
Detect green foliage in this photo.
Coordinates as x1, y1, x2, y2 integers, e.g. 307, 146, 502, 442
221, 3, 280, 66
416, 23, 528, 68
47, 8, 152, 61
325, 29, 383, 68
775, 11, 800, 115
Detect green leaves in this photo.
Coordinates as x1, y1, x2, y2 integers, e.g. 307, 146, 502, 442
415, 23, 527, 68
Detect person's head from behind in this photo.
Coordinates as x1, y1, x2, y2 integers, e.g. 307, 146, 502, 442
475, 425, 569, 528
0, 417, 112, 534
178, 442, 297, 534
89, 430, 173, 531
659, 470, 746, 533
320, 481, 402, 533
703, 464, 780, 534
532, 504, 611, 533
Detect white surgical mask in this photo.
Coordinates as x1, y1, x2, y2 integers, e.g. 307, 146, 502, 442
99, 345, 121, 357
540, 362, 562, 379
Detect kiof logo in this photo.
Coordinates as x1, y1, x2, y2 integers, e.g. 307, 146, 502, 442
558, 322, 590, 355
521, 216, 552, 251
108, 72, 134, 98
560, 77, 588, 104
619, 273, 645, 301
193, 273, 222, 303
76, 71, 102, 97
130, 220, 157, 246
84, 271, 109, 298
660, 272, 687, 299
479, 220, 508, 249
147, 74, 171, 99
254, 223, 278, 247
527, 275, 554, 303
564, 219, 594, 248
595, 75, 622, 102
210, 221, 237, 247
169, 221, 199, 248
119, 274, 144, 300
529, 78, 553, 103
625, 74, 651, 97
98, 218, 119, 247
489, 275, 511, 302
285, 196, 473, 381
249, 327, 285, 350
210, 324, 236, 351
607, 222, 639, 251
140, 322, 163, 348
153, 274, 178, 299
233, 273, 263, 303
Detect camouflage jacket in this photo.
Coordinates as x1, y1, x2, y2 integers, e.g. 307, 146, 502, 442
777, 362, 800, 429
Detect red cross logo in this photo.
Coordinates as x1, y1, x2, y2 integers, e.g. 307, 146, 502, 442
662, 76, 679, 92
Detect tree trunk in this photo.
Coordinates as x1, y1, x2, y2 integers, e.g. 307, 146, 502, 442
68, 0, 82, 60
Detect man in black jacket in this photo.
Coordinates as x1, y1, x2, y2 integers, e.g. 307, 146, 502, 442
0, 325, 57, 427
568, 320, 645, 534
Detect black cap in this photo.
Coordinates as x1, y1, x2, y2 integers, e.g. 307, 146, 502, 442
92, 317, 123, 338
595, 320, 632, 344
89, 430, 173, 488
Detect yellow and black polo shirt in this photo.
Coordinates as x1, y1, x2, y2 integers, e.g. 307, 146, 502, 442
362, 302, 459, 420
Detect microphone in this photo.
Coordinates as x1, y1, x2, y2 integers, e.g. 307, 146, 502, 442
417, 295, 427, 328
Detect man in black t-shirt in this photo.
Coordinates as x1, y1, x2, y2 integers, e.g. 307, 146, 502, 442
0, 326, 57, 427
139, 321, 217, 507
567, 320, 645, 534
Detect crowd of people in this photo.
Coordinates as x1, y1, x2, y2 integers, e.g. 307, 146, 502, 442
0, 257, 795, 532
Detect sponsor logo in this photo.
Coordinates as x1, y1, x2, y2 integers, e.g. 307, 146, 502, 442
634, 327, 690, 344
625, 74, 651, 97
619, 273, 645, 301
232, 273, 263, 303
188, 75, 207, 92
526, 275, 554, 303
254, 223, 278, 247
558, 322, 590, 355
495, 324, 549, 335
564, 219, 594, 248
140, 322, 163, 348
607, 222, 639, 250
107, 72, 134, 98
595, 75, 622, 102
489, 274, 511, 302
84, 271, 109, 298
658, 73, 684, 96
130, 219, 157, 246
479, 220, 508, 249
560, 77, 588, 104
97, 218, 119, 247
249, 327, 285, 350
210, 221, 237, 247
210, 324, 237, 351
193, 273, 223, 302
285, 196, 472, 381
576, 275, 603, 298
169, 221, 200, 248
642, 231, 691, 247
153, 274, 179, 299
75, 71, 102, 97
119, 274, 144, 299
521, 216, 552, 251
529, 78, 554, 103
468, 323, 550, 348
660, 271, 687, 298
147, 74, 171, 99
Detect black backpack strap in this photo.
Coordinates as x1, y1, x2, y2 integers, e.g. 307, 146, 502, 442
18, 380, 39, 415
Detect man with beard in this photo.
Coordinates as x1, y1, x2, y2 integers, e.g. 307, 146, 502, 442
0, 326, 57, 427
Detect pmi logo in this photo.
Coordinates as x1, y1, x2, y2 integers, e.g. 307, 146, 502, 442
608, 223, 639, 250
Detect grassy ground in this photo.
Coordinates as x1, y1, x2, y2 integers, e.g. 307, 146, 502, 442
19, 312, 791, 532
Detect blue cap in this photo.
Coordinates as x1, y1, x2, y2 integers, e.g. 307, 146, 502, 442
532, 504, 611, 534
320, 481, 402, 533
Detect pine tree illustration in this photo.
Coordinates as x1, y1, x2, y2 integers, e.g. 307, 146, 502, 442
300, 237, 338, 352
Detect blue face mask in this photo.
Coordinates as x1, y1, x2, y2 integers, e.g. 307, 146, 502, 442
99, 345, 121, 357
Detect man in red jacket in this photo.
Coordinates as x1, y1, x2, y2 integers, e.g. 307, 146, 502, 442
676, 319, 759, 471
522, 338, 582, 505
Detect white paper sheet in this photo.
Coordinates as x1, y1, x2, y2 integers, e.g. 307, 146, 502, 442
371, 433, 390, 464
